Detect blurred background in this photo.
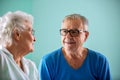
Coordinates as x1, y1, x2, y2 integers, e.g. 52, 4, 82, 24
0, 0, 120, 79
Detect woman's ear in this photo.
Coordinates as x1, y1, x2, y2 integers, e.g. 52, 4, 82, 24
12, 28, 21, 41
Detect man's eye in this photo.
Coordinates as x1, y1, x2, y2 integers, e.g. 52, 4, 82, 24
63, 30, 68, 33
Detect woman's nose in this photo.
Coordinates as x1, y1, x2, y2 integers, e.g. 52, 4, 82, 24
33, 36, 36, 42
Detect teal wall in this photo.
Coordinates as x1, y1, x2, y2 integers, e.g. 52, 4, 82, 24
0, 0, 120, 79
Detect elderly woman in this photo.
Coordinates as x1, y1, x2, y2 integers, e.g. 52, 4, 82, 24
0, 11, 39, 80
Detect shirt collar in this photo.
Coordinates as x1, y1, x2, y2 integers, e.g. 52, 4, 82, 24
1, 46, 13, 58
1, 46, 29, 66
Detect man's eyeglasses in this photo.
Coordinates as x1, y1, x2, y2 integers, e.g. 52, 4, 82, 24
60, 29, 87, 37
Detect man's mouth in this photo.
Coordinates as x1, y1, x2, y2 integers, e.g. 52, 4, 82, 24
65, 41, 75, 44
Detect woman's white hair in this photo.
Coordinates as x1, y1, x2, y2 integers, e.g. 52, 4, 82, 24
0, 11, 33, 46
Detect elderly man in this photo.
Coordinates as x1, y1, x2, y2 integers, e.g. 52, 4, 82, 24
39, 14, 112, 80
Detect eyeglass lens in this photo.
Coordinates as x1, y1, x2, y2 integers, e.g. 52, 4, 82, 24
60, 29, 83, 37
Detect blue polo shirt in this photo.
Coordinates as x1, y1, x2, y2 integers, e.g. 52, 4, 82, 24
39, 48, 111, 80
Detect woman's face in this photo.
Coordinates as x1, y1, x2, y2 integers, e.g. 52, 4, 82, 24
18, 21, 36, 54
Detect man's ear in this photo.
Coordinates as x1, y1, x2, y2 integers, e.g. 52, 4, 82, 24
12, 28, 21, 41
84, 31, 89, 42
